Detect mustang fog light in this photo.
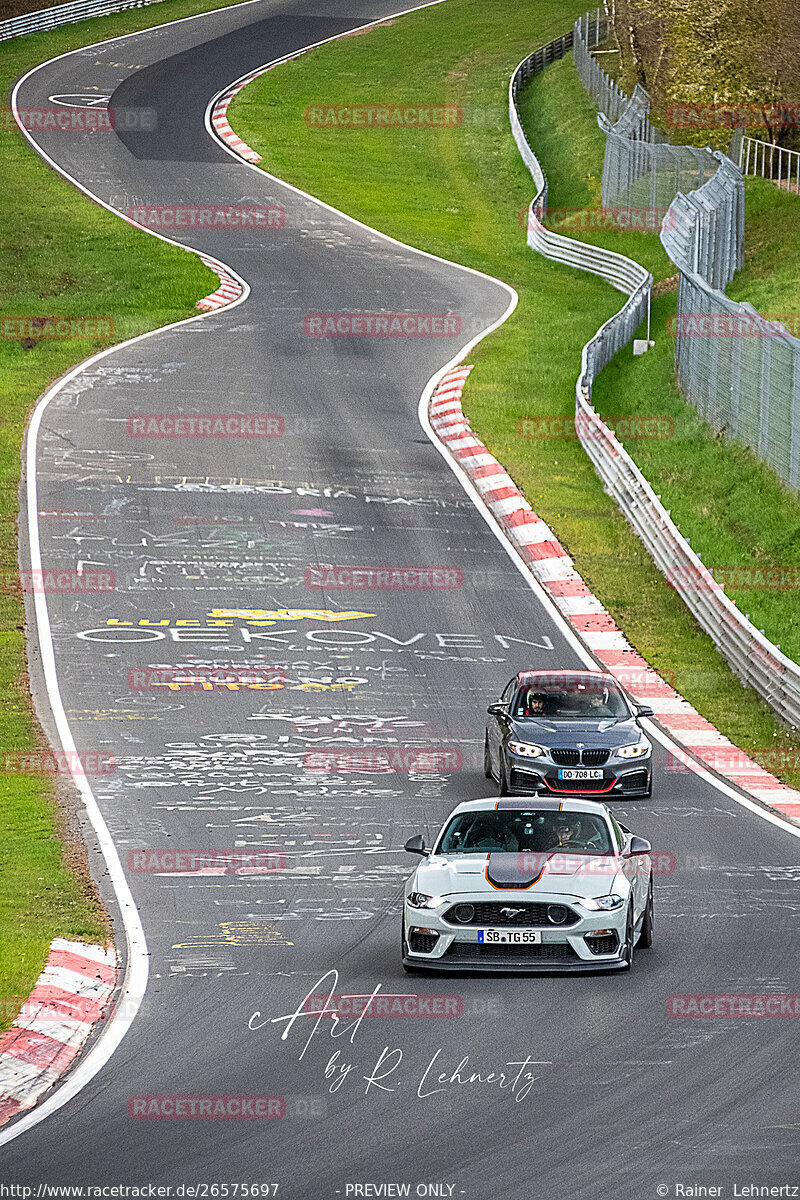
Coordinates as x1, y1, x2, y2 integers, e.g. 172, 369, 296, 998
585, 928, 614, 937
453, 903, 475, 923
547, 904, 570, 925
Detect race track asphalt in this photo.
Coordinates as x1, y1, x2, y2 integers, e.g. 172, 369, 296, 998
2, 2, 799, 1195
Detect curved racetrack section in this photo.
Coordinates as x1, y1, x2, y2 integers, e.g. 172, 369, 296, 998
3, 2, 799, 1195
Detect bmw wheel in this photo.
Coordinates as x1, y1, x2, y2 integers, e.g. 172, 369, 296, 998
621, 903, 635, 971
497, 752, 509, 796
638, 878, 654, 948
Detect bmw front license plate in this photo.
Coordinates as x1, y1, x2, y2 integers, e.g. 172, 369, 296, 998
477, 929, 542, 945
558, 768, 603, 780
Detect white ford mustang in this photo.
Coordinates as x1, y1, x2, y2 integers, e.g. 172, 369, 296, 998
402, 797, 653, 972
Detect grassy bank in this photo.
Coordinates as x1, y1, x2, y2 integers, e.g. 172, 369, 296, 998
0, 0, 255, 1030
228, 0, 800, 784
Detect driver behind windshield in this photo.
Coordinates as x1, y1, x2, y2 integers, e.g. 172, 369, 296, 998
516, 682, 628, 719
549, 815, 585, 848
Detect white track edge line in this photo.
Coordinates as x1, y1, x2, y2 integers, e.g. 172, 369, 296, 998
1, 10, 260, 1147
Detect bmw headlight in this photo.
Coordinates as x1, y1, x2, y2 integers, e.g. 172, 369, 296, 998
508, 741, 546, 759
616, 741, 650, 759
407, 892, 445, 909
578, 893, 625, 912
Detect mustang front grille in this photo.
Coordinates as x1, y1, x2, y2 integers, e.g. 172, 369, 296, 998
445, 942, 580, 961
443, 902, 579, 927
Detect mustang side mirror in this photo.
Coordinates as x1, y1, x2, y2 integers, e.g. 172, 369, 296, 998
625, 836, 652, 857
404, 834, 429, 856
635, 704, 654, 718
487, 703, 507, 716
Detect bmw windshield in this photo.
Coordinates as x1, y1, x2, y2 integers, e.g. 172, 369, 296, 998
513, 674, 630, 719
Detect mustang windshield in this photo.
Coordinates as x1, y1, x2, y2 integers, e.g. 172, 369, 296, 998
514, 675, 629, 719
437, 810, 613, 855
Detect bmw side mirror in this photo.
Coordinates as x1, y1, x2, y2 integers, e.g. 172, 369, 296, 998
404, 834, 429, 856
625, 836, 652, 857
487, 703, 507, 716
635, 704, 654, 718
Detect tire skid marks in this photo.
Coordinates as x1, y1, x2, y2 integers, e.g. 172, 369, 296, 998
429, 367, 800, 823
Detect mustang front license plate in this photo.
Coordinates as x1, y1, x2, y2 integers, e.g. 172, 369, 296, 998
477, 929, 543, 944
558, 768, 604, 780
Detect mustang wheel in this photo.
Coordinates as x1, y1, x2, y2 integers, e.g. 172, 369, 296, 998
638, 878, 654, 948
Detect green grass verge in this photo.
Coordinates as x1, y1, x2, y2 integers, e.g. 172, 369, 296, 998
228, 0, 800, 786
0, 0, 258, 1030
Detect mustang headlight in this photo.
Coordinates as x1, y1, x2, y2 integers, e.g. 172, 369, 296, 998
616, 741, 650, 759
508, 741, 546, 759
407, 892, 445, 909
578, 893, 625, 912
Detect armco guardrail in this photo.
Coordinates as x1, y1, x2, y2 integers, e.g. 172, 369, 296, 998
509, 36, 652, 386
574, 396, 800, 727
510, 21, 800, 727
0, 0, 164, 40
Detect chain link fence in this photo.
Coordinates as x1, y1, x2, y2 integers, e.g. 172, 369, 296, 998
660, 153, 744, 290
573, 12, 720, 214
572, 6, 799, 492
660, 143, 799, 489
512, 17, 800, 723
